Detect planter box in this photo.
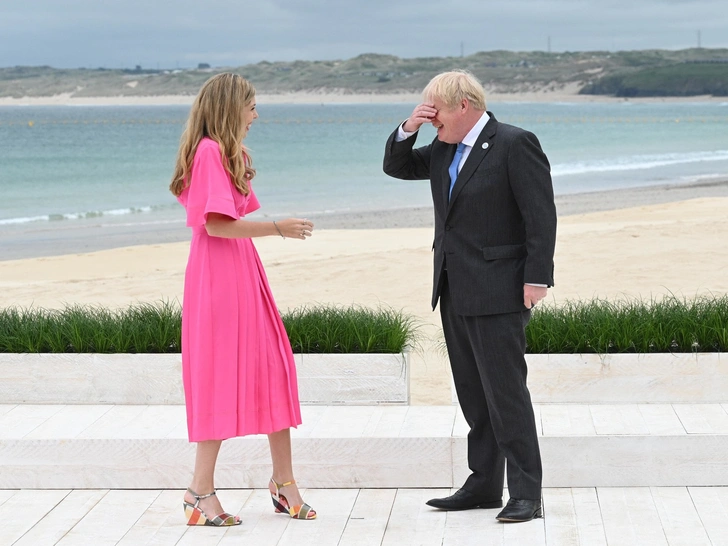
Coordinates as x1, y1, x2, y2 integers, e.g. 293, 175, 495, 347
0, 352, 409, 406
449, 353, 728, 404
527, 353, 728, 403
297, 353, 409, 405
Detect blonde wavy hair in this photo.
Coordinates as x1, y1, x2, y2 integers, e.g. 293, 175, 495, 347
170, 73, 256, 197
422, 70, 487, 111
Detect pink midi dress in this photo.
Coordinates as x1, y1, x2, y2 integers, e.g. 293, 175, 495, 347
177, 137, 302, 442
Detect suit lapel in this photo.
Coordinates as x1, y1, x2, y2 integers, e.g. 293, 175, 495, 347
446, 114, 498, 216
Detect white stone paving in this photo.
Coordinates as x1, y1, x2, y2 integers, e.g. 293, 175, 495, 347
1, 487, 726, 546
4, 403, 728, 440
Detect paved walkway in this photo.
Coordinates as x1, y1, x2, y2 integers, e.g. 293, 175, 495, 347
2, 486, 726, 545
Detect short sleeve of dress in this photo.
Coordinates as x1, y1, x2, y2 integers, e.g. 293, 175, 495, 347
185, 141, 239, 227
245, 187, 261, 215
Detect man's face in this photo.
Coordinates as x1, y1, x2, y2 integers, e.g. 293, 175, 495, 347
430, 97, 466, 144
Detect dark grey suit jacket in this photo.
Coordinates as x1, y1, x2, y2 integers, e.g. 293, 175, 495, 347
383, 112, 557, 316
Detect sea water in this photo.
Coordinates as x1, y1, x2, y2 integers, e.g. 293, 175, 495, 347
1, 101, 727, 229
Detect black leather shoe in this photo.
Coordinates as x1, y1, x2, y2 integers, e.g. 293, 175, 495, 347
496, 498, 543, 522
426, 489, 503, 511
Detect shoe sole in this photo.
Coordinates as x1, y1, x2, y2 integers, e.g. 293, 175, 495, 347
426, 500, 503, 511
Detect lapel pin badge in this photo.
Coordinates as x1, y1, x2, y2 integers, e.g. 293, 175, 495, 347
482, 142, 489, 149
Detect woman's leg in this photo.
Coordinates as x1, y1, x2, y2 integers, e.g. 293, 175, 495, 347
268, 429, 307, 507
185, 440, 237, 519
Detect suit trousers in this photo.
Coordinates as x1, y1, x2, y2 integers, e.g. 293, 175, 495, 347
439, 276, 542, 500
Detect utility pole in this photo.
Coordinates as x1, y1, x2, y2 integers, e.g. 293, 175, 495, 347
697, 30, 702, 48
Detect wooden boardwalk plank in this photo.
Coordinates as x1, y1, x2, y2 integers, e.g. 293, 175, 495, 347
293, 406, 339, 438
689, 486, 728, 546
570, 488, 607, 546
218, 489, 290, 546
109, 406, 185, 439
590, 404, 651, 435
0, 489, 70, 546
597, 487, 668, 545
540, 404, 596, 436
0, 490, 17, 507
637, 404, 686, 435
651, 487, 711, 546
306, 407, 378, 438
543, 488, 581, 546
115, 489, 190, 546
400, 407, 456, 438
380, 488, 448, 546
338, 489, 397, 545
24, 405, 112, 439
12, 490, 106, 546
0, 405, 16, 419
673, 404, 728, 434
0, 405, 64, 439
441, 501, 508, 546
75, 406, 151, 439
361, 406, 409, 437
276, 488, 359, 546
5, 486, 727, 545
55, 490, 160, 545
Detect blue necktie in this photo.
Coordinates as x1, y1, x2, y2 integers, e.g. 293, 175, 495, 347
448, 142, 467, 201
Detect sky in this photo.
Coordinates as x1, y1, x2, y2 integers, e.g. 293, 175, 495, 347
1, 0, 726, 69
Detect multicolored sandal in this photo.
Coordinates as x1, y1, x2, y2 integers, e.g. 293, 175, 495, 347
269, 478, 317, 520
183, 488, 241, 526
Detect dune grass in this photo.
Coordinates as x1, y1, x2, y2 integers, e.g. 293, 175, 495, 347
0, 302, 182, 354
0, 303, 417, 354
283, 305, 417, 354
2, 296, 725, 355
526, 296, 728, 354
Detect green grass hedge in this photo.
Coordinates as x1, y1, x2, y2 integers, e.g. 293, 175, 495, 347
0, 303, 417, 354
1, 296, 726, 355
527, 296, 728, 353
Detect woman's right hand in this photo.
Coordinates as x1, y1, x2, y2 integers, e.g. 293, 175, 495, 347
275, 218, 314, 240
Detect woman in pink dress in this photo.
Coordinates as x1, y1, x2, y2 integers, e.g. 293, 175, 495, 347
169, 73, 316, 526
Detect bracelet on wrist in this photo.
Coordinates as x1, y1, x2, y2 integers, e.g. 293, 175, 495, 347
273, 220, 285, 239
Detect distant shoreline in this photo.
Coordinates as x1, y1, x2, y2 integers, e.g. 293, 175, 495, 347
1, 90, 727, 107
2, 177, 727, 261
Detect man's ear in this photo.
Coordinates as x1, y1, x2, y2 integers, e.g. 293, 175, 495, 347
460, 98, 469, 113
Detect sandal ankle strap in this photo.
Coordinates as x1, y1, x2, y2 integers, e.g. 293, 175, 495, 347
271, 478, 296, 488
187, 488, 217, 501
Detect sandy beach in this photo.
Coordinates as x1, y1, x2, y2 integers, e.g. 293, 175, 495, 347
1, 89, 727, 106
2, 181, 727, 405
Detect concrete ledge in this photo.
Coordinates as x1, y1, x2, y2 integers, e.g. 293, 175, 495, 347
298, 353, 409, 405
2, 434, 726, 489
6, 352, 725, 405
0, 352, 410, 405
527, 353, 728, 403
1, 404, 727, 489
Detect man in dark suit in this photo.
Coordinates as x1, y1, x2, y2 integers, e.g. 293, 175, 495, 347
383, 70, 556, 523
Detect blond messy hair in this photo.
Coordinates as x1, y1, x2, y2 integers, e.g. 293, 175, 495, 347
170, 73, 256, 197
422, 70, 487, 111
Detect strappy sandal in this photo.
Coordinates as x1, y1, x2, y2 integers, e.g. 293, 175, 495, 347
269, 478, 317, 520
183, 488, 241, 526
